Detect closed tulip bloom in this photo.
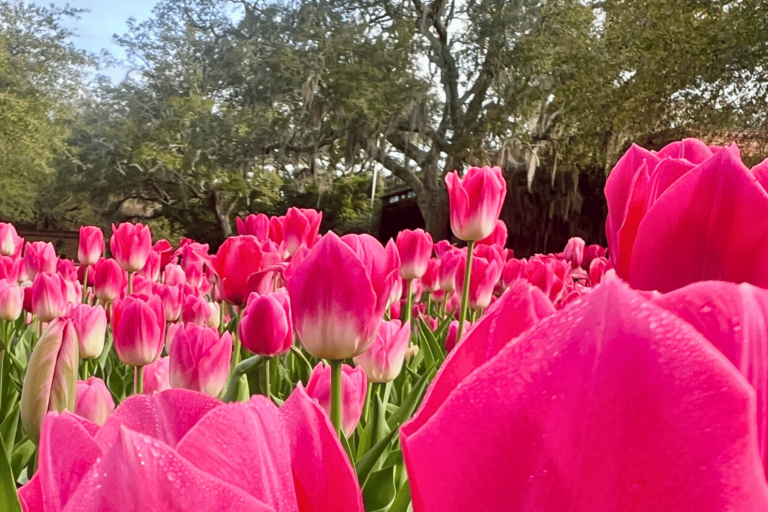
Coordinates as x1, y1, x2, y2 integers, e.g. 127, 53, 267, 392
78, 226, 105, 266
24, 241, 57, 280
56, 258, 78, 283
169, 323, 232, 397
590, 257, 609, 286
0, 223, 22, 257
306, 362, 367, 437
444, 319, 471, 353
110, 222, 152, 272
269, 215, 285, 245
143, 356, 171, 394
239, 290, 293, 357
420, 259, 441, 293
237, 213, 269, 240
445, 166, 507, 241
353, 320, 410, 383
283, 207, 322, 257
439, 249, 464, 293
155, 283, 182, 321
163, 262, 186, 286
31, 273, 68, 322
20, 318, 78, 444
136, 250, 161, 282
75, 377, 115, 425
214, 235, 263, 305
206, 301, 220, 328
182, 292, 214, 326
0, 278, 23, 321
476, 219, 508, 250
397, 229, 433, 280
93, 258, 124, 303
113, 294, 165, 366
152, 239, 174, 269
562, 236, 586, 269
69, 303, 107, 359
583, 244, 606, 270
0, 255, 23, 283
502, 258, 527, 287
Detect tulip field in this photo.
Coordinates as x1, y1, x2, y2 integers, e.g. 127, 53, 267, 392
2, 137, 768, 511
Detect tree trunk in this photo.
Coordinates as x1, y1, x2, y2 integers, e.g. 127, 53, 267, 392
210, 191, 233, 240
418, 175, 450, 241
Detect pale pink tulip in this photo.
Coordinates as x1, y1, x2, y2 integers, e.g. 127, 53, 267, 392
169, 323, 232, 397
110, 222, 152, 273
75, 377, 115, 425
78, 226, 105, 266
69, 303, 107, 359
306, 362, 366, 437
353, 320, 410, 383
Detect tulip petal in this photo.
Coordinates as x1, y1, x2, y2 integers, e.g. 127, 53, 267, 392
646, 158, 695, 205
95, 389, 220, 449
402, 278, 768, 512
655, 138, 713, 164
280, 384, 363, 512
630, 148, 768, 291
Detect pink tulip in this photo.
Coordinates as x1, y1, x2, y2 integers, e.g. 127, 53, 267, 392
163, 263, 186, 286
24, 241, 57, 280
169, 323, 232, 397
214, 235, 263, 305
283, 207, 322, 257
589, 257, 609, 286
155, 283, 182, 322
181, 292, 214, 326
0, 255, 23, 283
31, 273, 68, 322
184, 259, 205, 290
501, 257, 526, 287
75, 377, 115, 425
239, 290, 293, 357
78, 226, 105, 266
401, 276, 768, 511
353, 320, 410, 383
396, 229, 432, 280
476, 219, 508, 250
444, 319, 470, 353
143, 356, 171, 394
69, 303, 107, 359
152, 239, 174, 269
445, 166, 507, 241
524, 255, 574, 306
433, 240, 452, 258
306, 362, 366, 437
561, 236, 585, 269
269, 215, 285, 244
110, 222, 152, 273
113, 294, 165, 366
130, 274, 153, 296
137, 249, 161, 282
0, 223, 23, 257
56, 258, 77, 282
455, 247, 503, 310
19, 318, 78, 444
583, 244, 606, 270
420, 258, 440, 293
438, 248, 464, 293
287, 233, 397, 360
93, 258, 124, 303
0, 278, 23, 321
237, 213, 269, 240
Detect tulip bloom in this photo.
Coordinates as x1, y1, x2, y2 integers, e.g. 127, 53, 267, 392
306, 363, 367, 437
237, 213, 269, 240
20, 318, 78, 444
24, 241, 57, 280
163, 263, 186, 286
155, 283, 182, 322
396, 229, 433, 280
0, 223, 22, 257
113, 294, 165, 367
214, 235, 263, 305
143, 356, 171, 394
0, 278, 23, 321
420, 259, 441, 293
438, 249, 464, 293
110, 222, 153, 273
239, 290, 293, 357
69, 303, 107, 359
181, 292, 214, 326
31, 272, 68, 322
589, 257, 609, 286
137, 249, 161, 282
455, 247, 503, 310
152, 239, 174, 269
283, 207, 322, 257
353, 320, 410, 383
561, 236, 585, 269
476, 219, 508, 250
78, 226, 105, 266
75, 377, 115, 425
445, 166, 507, 241
93, 258, 124, 303
444, 320, 470, 353
169, 323, 232, 397
0, 255, 23, 283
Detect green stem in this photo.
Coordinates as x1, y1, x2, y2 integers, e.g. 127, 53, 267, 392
134, 365, 143, 394
231, 307, 243, 370
330, 359, 343, 438
222, 355, 265, 402
128, 272, 134, 295
218, 302, 225, 335
426, 293, 433, 321
263, 357, 271, 400
456, 241, 475, 342
404, 279, 413, 324
82, 265, 89, 303
382, 380, 393, 406
80, 360, 88, 380
362, 381, 373, 424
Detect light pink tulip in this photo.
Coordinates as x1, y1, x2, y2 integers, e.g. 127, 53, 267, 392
69, 303, 107, 359
110, 222, 152, 273
78, 226, 105, 266
143, 356, 171, 394
306, 362, 366, 437
283, 207, 322, 257
93, 258, 124, 303
445, 166, 507, 241
169, 323, 232, 397
239, 290, 293, 357
24, 241, 57, 280
561, 236, 585, 269
0, 223, 23, 257
113, 294, 165, 366
163, 263, 186, 286
155, 283, 182, 322
31, 273, 68, 322
0, 278, 23, 321
237, 213, 269, 240
181, 292, 214, 326
396, 229, 432, 280
353, 320, 410, 383
75, 377, 115, 425
137, 249, 161, 282
438, 248, 464, 293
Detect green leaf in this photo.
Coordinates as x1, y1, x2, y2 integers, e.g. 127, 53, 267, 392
362, 466, 396, 512
387, 480, 411, 512
0, 440, 21, 512
98, 334, 113, 371
0, 404, 19, 462
387, 366, 435, 429
356, 428, 397, 487
11, 439, 34, 480
108, 370, 124, 401
290, 345, 313, 385
235, 375, 250, 402
380, 448, 402, 469
222, 355, 264, 403
418, 318, 444, 365
418, 325, 435, 371
356, 395, 390, 462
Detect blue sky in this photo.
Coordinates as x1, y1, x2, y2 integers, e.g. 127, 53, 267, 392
50, 0, 159, 82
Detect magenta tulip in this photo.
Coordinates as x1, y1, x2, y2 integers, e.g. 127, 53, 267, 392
476, 219, 508, 250
69, 303, 107, 359
420, 258, 440, 293
181, 292, 214, 326
306, 363, 366, 437
113, 294, 165, 366
75, 377, 115, 425
24, 241, 57, 280
284, 207, 322, 257
78, 226, 104, 266
155, 283, 182, 321
401, 276, 768, 511
438, 248, 463, 293
501, 257, 526, 287
0, 223, 22, 257
239, 290, 293, 357
589, 257, 609, 286
561, 236, 585, 269
110, 222, 152, 273
137, 249, 161, 282
583, 244, 606, 269
143, 356, 171, 394
237, 213, 269, 240
455, 246, 503, 310
353, 320, 410, 383
152, 239, 174, 269
31, 272, 68, 322
56, 258, 77, 283
443, 319, 469, 353
0, 278, 23, 321
0, 255, 23, 283
269, 215, 285, 244
214, 235, 263, 305
524, 255, 574, 306
169, 323, 231, 397
93, 258, 124, 303
396, 229, 432, 280
445, 166, 507, 241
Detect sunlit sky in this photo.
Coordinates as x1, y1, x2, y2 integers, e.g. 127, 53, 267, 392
49, 0, 159, 82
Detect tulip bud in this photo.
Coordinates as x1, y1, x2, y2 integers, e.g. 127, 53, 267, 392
143, 356, 171, 394
502, 258, 527, 288
163, 263, 186, 286
239, 290, 293, 357
0, 255, 23, 283
155, 283, 182, 321
420, 259, 441, 293
206, 301, 220, 329
590, 257, 609, 286
306, 362, 366, 437
185, 260, 204, 290
93, 258, 124, 303
78, 226, 105, 266
69, 304, 107, 359
24, 241, 57, 280
353, 320, 410, 383
562, 237, 586, 270
31, 273, 68, 322
445, 166, 507, 241
64, 279, 82, 304
109, 222, 152, 273
169, 323, 232, 397
0, 223, 22, 257
439, 249, 464, 293
20, 318, 78, 444
113, 294, 165, 366
284, 207, 322, 257
445, 320, 470, 352
137, 250, 161, 282
74, 377, 115, 425
397, 229, 433, 280
0, 278, 23, 321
